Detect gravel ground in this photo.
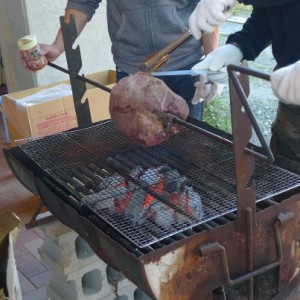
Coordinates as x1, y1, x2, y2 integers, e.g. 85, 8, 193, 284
205, 10, 278, 146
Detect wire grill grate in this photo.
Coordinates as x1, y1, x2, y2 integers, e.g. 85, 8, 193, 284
20, 121, 300, 248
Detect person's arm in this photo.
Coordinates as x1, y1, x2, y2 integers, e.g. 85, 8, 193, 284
43, 9, 89, 61
189, 0, 236, 39
21, 0, 101, 71
271, 61, 300, 105
191, 7, 271, 81
202, 26, 220, 55
226, 7, 272, 61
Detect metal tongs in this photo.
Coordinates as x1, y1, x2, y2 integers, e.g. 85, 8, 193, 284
48, 30, 195, 91
139, 4, 233, 73
139, 30, 226, 77
139, 31, 193, 73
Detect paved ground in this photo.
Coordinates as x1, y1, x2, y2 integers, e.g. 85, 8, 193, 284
0, 118, 50, 299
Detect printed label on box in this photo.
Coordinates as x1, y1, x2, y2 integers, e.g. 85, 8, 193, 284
31, 109, 78, 137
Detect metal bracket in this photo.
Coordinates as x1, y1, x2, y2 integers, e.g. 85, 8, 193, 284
227, 64, 274, 164
227, 63, 275, 231
198, 211, 294, 287
60, 15, 92, 127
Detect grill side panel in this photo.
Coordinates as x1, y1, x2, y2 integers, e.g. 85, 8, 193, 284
141, 194, 300, 300
35, 175, 300, 300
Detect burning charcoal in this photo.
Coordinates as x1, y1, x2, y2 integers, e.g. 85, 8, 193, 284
162, 169, 187, 193
158, 165, 173, 173
82, 171, 138, 214
102, 164, 204, 229
130, 166, 144, 180
140, 167, 161, 185
140, 167, 202, 227
150, 186, 203, 229
83, 186, 129, 211
123, 189, 151, 225
151, 201, 178, 229
112, 186, 134, 214
165, 176, 187, 193
99, 173, 125, 189
175, 186, 203, 224
186, 186, 203, 219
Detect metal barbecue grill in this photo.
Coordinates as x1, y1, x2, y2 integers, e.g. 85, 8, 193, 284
5, 65, 300, 299
18, 120, 300, 248
4, 19, 300, 298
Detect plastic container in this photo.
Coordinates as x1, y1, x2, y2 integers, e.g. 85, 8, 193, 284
18, 35, 48, 71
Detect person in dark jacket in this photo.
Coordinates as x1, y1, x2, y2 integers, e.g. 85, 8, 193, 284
21, 1, 221, 120
190, 0, 300, 174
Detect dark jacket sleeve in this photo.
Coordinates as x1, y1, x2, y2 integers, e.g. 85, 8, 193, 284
226, 8, 272, 61
66, 0, 102, 21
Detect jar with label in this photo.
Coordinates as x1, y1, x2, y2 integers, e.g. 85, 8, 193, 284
18, 35, 48, 71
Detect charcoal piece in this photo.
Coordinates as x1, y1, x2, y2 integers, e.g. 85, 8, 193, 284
165, 176, 187, 193
150, 186, 203, 229
84, 163, 203, 230
186, 186, 203, 219
130, 166, 143, 179
139, 167, 161, 185
82, 186, 128, 211
151, 201, 178, 229
163, 169, 187, 193
122, 189, 151, 225
99, 173, 125, 189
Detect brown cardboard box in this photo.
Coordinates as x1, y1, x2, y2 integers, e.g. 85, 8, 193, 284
0, 211, 21, 300
2, 70, 115, 145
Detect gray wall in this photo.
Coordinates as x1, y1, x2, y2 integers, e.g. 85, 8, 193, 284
0, 0, 114, 92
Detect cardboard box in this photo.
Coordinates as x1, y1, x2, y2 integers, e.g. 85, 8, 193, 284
2, 70, 115, 145
0, 211, 21, 300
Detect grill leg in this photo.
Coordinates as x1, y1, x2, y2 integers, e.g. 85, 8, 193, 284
25, 199, 56, 229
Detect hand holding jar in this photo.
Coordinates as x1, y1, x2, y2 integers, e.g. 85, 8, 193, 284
18, 35, 48, 71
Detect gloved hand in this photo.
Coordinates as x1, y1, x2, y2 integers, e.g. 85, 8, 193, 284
189, 0, 237, 39
191, 44, 243, 84
271, 61, 300, 105
192, 74, 224, 105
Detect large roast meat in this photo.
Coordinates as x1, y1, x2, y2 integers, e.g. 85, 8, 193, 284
109, 72, 189, 147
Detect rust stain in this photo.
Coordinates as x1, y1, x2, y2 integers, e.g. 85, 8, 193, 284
289, 240, 300, 283
144, 246, 186, 299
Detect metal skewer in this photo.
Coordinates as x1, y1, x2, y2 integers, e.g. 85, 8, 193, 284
48, 62, 112, 93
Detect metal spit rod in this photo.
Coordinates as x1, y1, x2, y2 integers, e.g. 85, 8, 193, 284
48, 61, 272, 162
48, 62, 112, 93
47, 62, 222, 144
162, 112, 271, 162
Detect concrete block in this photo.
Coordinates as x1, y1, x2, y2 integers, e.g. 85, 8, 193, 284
100, 285, 153, 300
40, 221, 147, 300
101, 283, 136, 300
40, 221, 99, 275
47, 260, 134, 300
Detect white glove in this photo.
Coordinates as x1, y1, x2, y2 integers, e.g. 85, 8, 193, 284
192, 74, 224, 105
191, 44, 243, 84
189, 0, 237, 39
271, 61, 300, 105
